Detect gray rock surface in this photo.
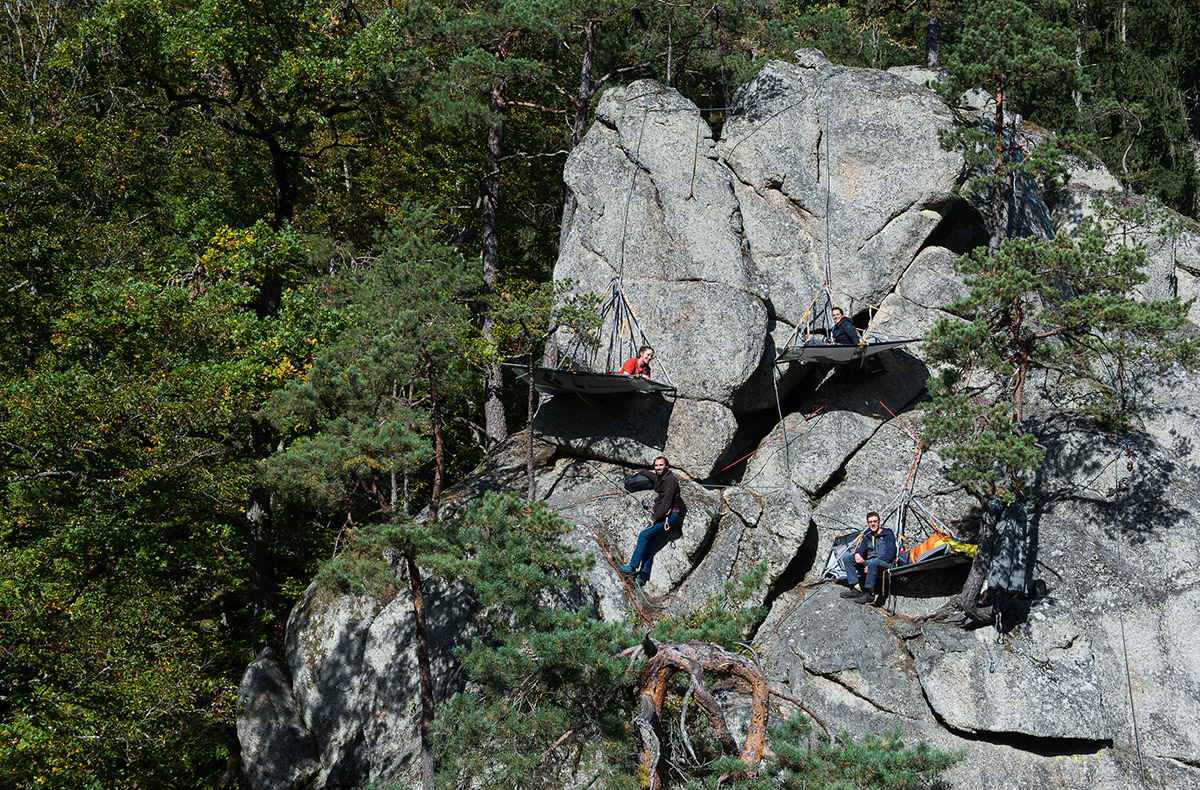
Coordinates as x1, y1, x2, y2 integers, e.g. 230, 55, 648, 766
548, 53, 963, 476
1135, 363, 1200, 475
719, 57, 962, 321
743, 350, 932, 494
533, 391, 738, 480
280, 580, 473, 789
237, 648, 319, 790
237, 51, 1200, 790
912, 613, 1107, 738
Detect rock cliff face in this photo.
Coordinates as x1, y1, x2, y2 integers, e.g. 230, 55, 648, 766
238, 51, 1200, 790
541, 51, 965, 479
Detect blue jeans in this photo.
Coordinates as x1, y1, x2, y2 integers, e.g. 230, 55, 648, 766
841, 555, 891, 590
628, 508, 683, 581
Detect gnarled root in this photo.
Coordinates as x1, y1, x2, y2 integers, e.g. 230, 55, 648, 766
620, 639, 830, 785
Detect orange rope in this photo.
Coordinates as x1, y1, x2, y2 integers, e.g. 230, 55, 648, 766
703, 399, 832, 480
557, 513, 656, 625
872, 394, 920, 444
902, 446, 921, 489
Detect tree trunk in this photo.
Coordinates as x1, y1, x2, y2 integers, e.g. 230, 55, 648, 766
621, 639, 831, 783
423, 348, 445, 521
245, 421, 274, 619
571, 20, 597, 148
526, 350, 537, 504
481, 32, 519, 449
266, 138, 298, 228
989, 76, 1009, 254
1072, 0, 1085, 110
405, 552, 436, 790
926, 12, 940, 68
958, 505, 998, 623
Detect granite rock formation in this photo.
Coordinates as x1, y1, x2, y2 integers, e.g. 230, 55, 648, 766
237, 51, 1200, 790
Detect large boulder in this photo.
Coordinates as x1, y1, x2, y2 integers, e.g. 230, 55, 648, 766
751, 428, 1200, 789
237, 648, 320, 790
743, 350, 932, 495
239, 51, 1200, 790
252, 581, 474, 790
719, 53, 963, 321
546, 52, 964, 477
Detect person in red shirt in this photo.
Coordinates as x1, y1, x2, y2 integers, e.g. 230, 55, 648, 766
618, 345, 654, 379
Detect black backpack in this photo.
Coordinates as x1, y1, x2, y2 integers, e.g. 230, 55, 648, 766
623, 473, 652, 493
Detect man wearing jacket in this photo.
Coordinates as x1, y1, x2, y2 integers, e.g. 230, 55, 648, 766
618, 456, 684, 586
829, 307, 860, 345
839, 511, 896, 604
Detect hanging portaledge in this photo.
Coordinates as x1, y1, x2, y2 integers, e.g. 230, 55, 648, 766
821, 447, 975, 585
504, 365, 675, 396
505, 277, 675, 398
774, 290, 918, 366
776, 337, 917, 365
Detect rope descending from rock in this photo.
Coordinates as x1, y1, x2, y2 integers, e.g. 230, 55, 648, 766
618, 638, 832, 786
1115, 447, 1149, 790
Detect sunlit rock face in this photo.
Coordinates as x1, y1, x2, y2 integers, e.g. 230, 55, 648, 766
238, 50, 1200, 790
547, 50, 963, 478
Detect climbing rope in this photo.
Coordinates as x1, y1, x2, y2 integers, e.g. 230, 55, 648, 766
556, 512, 656, 626
1114, 447, 1149, 790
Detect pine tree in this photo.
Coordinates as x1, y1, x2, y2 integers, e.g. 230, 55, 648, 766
942, 0, 1079, 251
921, 221, 1197, 622
265, 202, 479, 790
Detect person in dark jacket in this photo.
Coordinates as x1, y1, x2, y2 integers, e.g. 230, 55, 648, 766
839, 511, 896, 604
618, 456, 684, 586
829, 307, 860, 345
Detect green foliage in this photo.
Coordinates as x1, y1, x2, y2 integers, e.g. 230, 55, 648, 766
0, 558, 238, 788
432, 493, 640, 790
765, 718, 961, 790
264, 201, 480, 519
938, 0, 1079, 245
653, 561, 768, 649
782, 1, 917, 69
922, 223, 1197, 501
86, 0, 425, 222
679, 717, 961, 789
1061, 0, 1200, 213
942, 0, 1078, 106
0, 221, 334, 786
483, 278, 601, 365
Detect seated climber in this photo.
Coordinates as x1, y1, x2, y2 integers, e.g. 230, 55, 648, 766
829, 307, 860, 345
618, 455, 684, 586
804, 307, 861, 347
839, 511, 896, 605
618, 345, 654, 379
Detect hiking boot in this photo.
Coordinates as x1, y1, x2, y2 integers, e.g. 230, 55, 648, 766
839, 587, 861, 599
854, 591, 876, 604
